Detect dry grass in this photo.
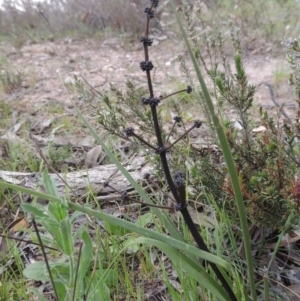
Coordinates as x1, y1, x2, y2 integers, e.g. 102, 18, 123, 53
0, 0, 148, 45
0, 0, 299, 55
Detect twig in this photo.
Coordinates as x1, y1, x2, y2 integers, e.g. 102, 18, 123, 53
32, 215, 59, 301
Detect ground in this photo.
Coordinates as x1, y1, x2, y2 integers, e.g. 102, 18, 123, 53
1, 32, 300, 300
0, 35, 297, 130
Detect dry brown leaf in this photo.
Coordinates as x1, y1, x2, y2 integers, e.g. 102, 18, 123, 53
5, 216, 28, 233
188, 207, 215, 229
31, 118, 52, 134
85, 145, 103, 168
12, 218, 29, 232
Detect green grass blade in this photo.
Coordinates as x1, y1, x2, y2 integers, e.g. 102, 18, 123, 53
0, 181, 230, 270
170, 1, 257, 300
128, 237, 232, 301
73, 104, 183, 241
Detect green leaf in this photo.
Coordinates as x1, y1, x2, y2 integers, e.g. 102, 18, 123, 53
78, 230, 93, 283
23, 261, 69, 282
104, 220, 129, 236
28, 288, 49, 301
54, 278, 68, 301
86, 269, 111, 301
51, 262, 70, 284
22, 203, 60, 241
2, 182, 231, 270
59, 217, 73, 256
43, 169, 59, 198
69, 202, 230, 270
23, 261, 49, 281
22, 203, 48, 220
136, 212, 153, 227
48, 201, 68, 222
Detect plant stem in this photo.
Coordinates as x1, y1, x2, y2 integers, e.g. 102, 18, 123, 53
141, 3, 238, 300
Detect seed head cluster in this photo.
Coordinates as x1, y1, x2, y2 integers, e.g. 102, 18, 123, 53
121, 191, 128, 201
140, 60, 154, 72
144, 7, 155, 19
175, 203, 188, 211
186, 85, 192, 93
103, 181, 109, 188
174, 171, 185, 187
141, 97, 160, 107
174, 116, 182, 123
124, 127, 134, 137
194, 120, 202, 128
156, 146, 167, 154
150, 0, 159, 8
140, 36, 153, 46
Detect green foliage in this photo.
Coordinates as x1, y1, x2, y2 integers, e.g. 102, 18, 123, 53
178, 5, 300, 232
47, 142, 72, 170
0, 179, 234, 301
0, 69, 23, 94
21, 170, 115, 301
285, 36, 300, 96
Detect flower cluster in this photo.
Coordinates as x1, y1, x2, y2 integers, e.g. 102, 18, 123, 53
140, 60, 154, 72
144, 7, 155, 19
173, 171, 185, 188
186, 85, 192, 93
121, 191, 128, 201
124, 127, 134, 137
150, 0, 159, 8
194, 120, 202, 128
140, 36, 153, 46
174, 116, 182, 123
156, 146, 167, 154
141, 97, 160, 107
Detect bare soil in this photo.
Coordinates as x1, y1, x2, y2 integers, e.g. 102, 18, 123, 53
0, 35, 296, 122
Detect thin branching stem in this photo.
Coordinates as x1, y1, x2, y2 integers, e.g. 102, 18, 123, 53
32, 216, 59, 301
160, 89, 187, 101
0, 234, 58, 251
72, 242, 83, 301
131, 132, 158, 151
143, 2, 239, 300
166, 123, 197, 150
165, 120, 177, 145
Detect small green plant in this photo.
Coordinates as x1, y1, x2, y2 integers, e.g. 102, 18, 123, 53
0, 69, 23, 94
178, 2, 300, 230
285, 36, 300, 97
47, 142, 72, 170
21, 170, 118, 300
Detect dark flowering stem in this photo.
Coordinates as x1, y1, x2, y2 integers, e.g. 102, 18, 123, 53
179, 207, 238, 301
137, 2, 238, 300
